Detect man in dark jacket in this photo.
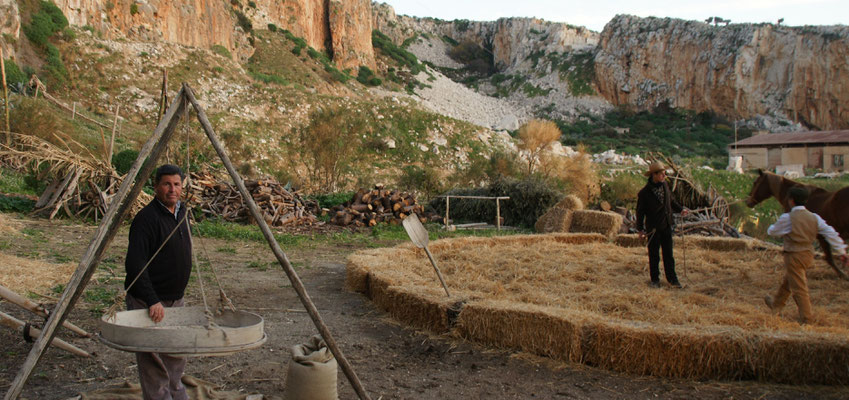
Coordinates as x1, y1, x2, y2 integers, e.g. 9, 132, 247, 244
636, 162, 688, 288
125, 164, 192, 400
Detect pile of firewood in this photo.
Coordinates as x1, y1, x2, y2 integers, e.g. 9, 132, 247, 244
329, 187, 425, 227
188, 172, 319, 227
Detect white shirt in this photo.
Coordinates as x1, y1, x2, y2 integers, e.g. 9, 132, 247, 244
767, 205, 846, 255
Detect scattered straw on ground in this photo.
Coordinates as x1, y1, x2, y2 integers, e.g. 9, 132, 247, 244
0, 253, 76, 295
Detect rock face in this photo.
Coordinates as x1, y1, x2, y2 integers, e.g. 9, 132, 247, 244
328, 0, 375, 70
372, 3, 597, 72
0, 0, 20, 58
44, 0, 373, 67
595, 15, 849, 130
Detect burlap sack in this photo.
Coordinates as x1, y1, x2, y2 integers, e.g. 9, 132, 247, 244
283, 335, 338, 400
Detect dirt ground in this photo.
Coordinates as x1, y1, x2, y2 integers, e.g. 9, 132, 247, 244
2, 217, 848, 399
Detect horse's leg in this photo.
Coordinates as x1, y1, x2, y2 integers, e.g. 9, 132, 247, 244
817, 235, 848, 280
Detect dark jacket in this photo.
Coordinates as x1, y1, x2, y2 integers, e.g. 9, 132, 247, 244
124, 199, 192, 307
636, 178, 683, 233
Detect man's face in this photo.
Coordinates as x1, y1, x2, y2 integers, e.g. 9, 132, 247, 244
154, 174, 182, 209
652, 170, 667, 183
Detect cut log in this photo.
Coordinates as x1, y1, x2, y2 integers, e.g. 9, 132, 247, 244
0, 311, 90, 357
0, 285, 90, 337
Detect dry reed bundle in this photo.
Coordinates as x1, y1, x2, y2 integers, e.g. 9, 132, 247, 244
0, 133, 151, 219
0, 253, 76, 294
346, 236, 849, 383
534, 207, 572, 233
569, 210, 622, 237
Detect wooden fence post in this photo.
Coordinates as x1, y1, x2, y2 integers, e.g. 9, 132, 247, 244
1, 46, 10, 145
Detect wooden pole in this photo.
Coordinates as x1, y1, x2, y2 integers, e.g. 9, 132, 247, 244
445, 196, 450, 226
4, 90, 189, 400
0, 284, 90, 337
1, 47, 10, 145
108, 105, 120, 162
158, 69, 168, 122
0, 311, 90, 358
183, 84, 372, 400
496, 198, 501, 231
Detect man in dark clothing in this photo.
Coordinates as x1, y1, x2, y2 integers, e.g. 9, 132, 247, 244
636, 162, 688, 288
125, 164, 192, 400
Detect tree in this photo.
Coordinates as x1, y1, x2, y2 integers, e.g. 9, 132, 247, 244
297, 106, 368, 192
517, 119, 561, 175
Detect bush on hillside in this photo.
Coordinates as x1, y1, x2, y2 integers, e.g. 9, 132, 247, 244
297, 106, 369, 192
599, 171, 644, 210
428, 177, 563, 228
3, 59, 27, 86
235, 10, 252, 33
23, 0, 68, 48
356, 66, 381, 86
372, 30, 422, 75
111, 149, 140, 175
398, 165, 443, 199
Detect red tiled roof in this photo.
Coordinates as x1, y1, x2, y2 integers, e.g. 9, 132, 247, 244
731, 130, 849, 147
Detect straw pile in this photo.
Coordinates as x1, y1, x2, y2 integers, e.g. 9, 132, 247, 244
0, 253, 76, 294
569, 210, 623, 237
346, 235, 849, 384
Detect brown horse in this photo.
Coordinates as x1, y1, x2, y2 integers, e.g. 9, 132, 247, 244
746, 170, 849, 278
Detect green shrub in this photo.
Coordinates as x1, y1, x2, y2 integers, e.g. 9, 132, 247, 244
44, 43, 68, 83
249, 71, 288, 85
310, 192, 354, 209
0, 195, 35, 213
211, 44, 231, 58
130, 3, 138, 15
3, 59, 26, 86
428, 177, 562, 228
248, 1, 256, 8
267, 23, 277, 32
235, 10, 252, 32
398, 165, 443, 198
599, 171, 644, 209
372, 30, 422, 75
356, 66, 381, 86
111, 149, 140, 175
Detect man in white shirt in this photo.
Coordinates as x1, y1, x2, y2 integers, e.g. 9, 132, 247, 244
764, 187, 848, 324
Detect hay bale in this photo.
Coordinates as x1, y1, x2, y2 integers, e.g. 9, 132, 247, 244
554, 195, 584, 211
614, 234, 644, 248
569, 210, 623, 238
683, 236, 754, 252
455, 300, 584, 363
370, 280, 453, 333
534, 208, 573, 233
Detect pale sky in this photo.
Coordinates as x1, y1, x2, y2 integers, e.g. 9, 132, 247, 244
378, 0, 848, 32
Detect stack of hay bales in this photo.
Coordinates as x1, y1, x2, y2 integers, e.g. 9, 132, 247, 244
534, 195, 583, 233
569, 210, 623, 238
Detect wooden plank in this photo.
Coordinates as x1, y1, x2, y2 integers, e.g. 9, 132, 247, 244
183, 84, 372, 400
4, 90, 188, 400
0, 284, 89, 337
0, 311, 90, 358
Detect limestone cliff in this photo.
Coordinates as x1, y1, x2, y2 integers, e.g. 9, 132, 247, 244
595, 15, 849, 130
9, 0, 373, 68
372, 2, 597, 72
0, 0, 20, 58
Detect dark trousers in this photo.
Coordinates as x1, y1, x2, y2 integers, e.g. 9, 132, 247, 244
647, 228, 679, 284
126, 293, 188, 400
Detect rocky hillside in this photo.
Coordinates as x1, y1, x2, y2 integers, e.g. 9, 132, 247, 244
595, 15, 849, 130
